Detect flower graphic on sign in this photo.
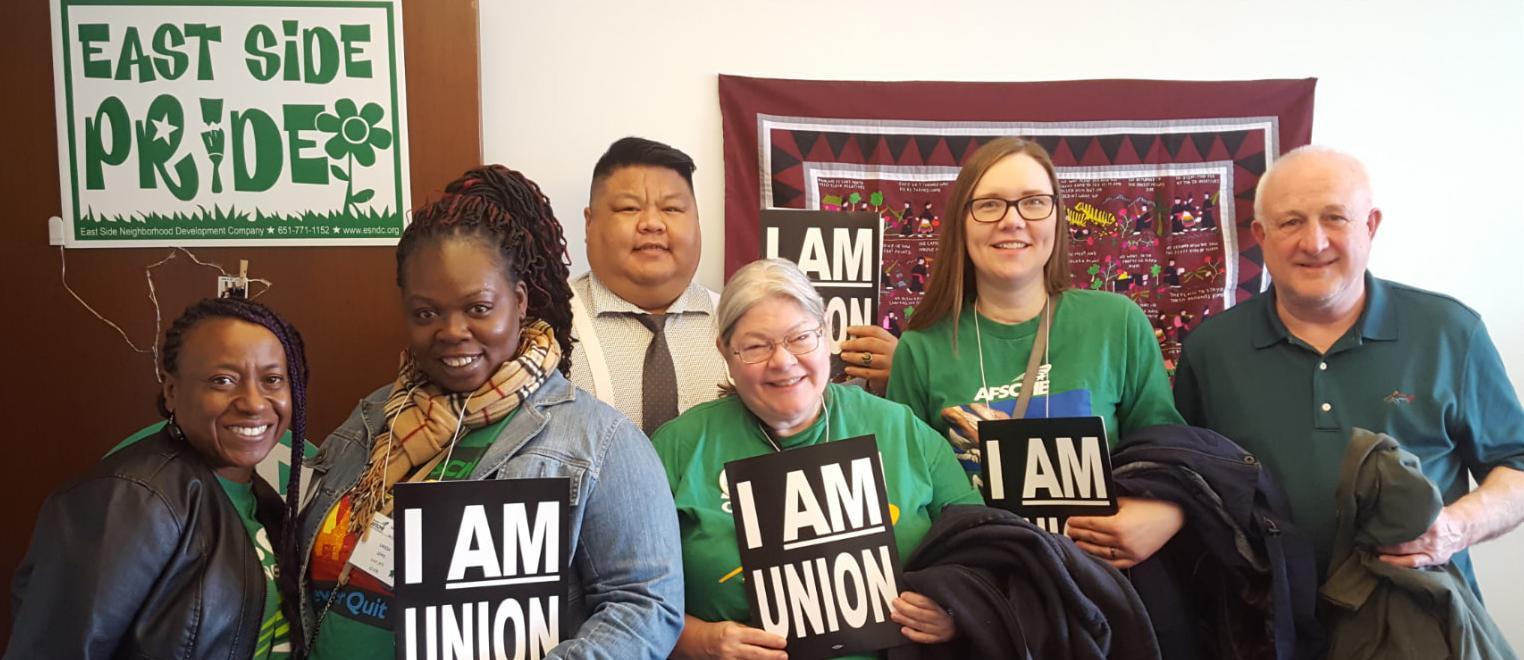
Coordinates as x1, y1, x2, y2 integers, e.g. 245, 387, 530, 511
317, 98, 393, 214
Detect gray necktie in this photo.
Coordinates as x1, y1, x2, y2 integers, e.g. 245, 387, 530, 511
635, 314, 678, 435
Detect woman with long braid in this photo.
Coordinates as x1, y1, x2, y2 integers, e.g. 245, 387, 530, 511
8, 297, 311, 659
299, 165, 684, 658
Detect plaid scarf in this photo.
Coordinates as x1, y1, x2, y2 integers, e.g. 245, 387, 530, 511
346, 319, 561, 534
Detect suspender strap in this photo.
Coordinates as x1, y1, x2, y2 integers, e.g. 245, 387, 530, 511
569, 289, 613, 402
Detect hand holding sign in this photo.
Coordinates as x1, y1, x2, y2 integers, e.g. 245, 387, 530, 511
761, 210, 883, 383
674, 618, 788, 660
840, 325, 896, 394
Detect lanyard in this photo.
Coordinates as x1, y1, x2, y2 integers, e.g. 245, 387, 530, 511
313, 390, 473, 643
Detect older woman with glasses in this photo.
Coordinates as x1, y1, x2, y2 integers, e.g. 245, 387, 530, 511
884, 137, 1185, 570
653, 258, 983, 660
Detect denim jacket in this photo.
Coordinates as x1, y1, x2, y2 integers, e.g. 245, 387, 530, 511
298, 370, 684, 659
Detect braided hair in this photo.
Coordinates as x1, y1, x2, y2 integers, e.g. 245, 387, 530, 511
158, 297, 309, 658
397, 164, 575, 375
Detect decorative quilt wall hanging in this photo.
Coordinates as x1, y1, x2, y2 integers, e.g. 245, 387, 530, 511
720, 75, 1316, 370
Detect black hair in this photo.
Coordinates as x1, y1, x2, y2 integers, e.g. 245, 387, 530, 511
588, 136, 697, 200
158, 296, 309, 657
395, 164, 574, 375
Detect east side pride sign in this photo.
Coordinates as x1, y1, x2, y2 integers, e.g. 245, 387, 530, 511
49, 0, 411, 246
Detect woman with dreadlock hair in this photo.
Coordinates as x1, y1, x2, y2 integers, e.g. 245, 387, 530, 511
299, 165, 684, 658
8, 297, 311, 659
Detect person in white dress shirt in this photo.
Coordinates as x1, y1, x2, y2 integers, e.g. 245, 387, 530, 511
570, 137, 899, 435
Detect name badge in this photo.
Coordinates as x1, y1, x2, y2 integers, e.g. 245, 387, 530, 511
348, 512, 396, 587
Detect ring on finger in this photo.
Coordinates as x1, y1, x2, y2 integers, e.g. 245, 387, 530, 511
861, 352, 874, 366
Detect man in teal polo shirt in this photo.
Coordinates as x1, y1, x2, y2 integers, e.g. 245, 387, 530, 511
1173, 146, 1524, 594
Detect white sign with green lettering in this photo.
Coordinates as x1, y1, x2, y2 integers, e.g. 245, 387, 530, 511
50, 0, 410, 246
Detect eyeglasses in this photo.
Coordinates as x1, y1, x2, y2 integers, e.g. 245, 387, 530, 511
968, 194, 1058, 223
730, 326, 825, 364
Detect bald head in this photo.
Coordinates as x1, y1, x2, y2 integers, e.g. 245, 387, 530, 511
1254, 146, 1374, 220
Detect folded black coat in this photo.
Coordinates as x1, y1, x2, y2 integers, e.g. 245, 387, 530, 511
888, 504, 1160, 660
1113, 424, 1324, 660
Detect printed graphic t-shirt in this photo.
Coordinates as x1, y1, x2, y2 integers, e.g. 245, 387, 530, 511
652, 383, 981, 659
886, 290, 1183, 481
307, 412, 514, 658
218, 477, 291, 659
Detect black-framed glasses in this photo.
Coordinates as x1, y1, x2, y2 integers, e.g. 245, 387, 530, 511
730, 326, 825, 364
968, 194, 1057, 223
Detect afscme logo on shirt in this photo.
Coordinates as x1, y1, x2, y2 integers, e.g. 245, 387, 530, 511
974, 382, 1022, 402
973, 365, 1051, 403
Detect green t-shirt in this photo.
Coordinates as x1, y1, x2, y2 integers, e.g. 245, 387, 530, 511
217, 477, 291, 659
309, 412, 515, 659
652, 384, 981, 659
886, 289, 1183, 480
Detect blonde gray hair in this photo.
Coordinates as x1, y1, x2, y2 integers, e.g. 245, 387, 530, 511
715, 258, 829, 347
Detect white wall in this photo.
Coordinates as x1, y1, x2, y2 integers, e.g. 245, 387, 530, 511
480, 0, 1524, 643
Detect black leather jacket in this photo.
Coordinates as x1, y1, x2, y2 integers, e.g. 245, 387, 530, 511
7, 429, 287, 659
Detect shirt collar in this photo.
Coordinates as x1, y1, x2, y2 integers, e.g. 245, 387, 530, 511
1250, 287, 1288, 349
1356, 273, 1397, 342
1251, 271, 1395, 349
583, 270, 714, 317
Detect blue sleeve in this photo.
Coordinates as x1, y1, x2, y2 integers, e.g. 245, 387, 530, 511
553, 417, 685, 659
1454, 320, 1524, 479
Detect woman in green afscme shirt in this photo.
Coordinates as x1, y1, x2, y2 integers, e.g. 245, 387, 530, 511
653, 259, 983, 660
885, 137, 1185, 573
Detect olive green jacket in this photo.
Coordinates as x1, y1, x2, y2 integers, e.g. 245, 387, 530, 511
1320, 428, 1515, 660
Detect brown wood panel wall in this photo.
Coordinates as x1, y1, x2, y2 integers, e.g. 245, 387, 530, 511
0, 0, 482, 641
